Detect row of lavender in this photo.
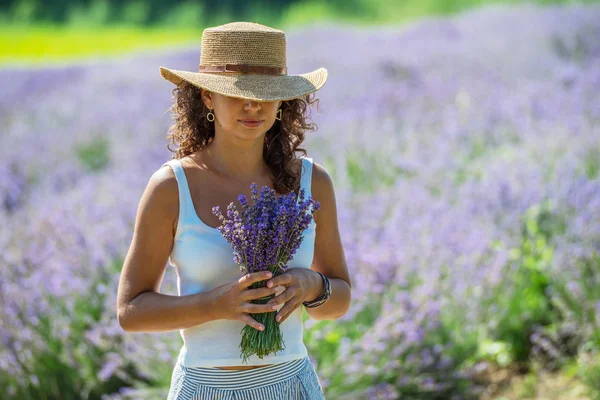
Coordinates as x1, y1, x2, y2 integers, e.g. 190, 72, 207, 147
1, 3, 599, 399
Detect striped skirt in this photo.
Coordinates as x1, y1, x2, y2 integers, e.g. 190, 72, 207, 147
167, 356, 326, 400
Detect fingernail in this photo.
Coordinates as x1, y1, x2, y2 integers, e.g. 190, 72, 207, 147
267, 282, 273, 288
272, 305, 278, 310
266, 272, 272, 278
276, 315, 281, 322
259, 325, 264, 331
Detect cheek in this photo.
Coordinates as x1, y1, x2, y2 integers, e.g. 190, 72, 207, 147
216, 110, 237, 126
270, 105, 282, 116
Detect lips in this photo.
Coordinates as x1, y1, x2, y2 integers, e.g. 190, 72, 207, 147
239, 119, 264, 127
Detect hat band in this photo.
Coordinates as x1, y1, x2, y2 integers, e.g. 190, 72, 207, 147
198, 64, 287, 75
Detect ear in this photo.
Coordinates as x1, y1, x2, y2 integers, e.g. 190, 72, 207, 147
201, 89, 213, 110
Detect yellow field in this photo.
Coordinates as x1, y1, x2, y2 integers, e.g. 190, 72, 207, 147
0, 25, 202, 65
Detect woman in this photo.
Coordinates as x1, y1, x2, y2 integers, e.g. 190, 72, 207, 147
116, 21, 352, 399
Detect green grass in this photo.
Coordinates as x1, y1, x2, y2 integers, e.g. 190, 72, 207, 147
1, 0, 598, 65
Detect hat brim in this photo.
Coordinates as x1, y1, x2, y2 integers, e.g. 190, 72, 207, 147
159, 66, 327, 102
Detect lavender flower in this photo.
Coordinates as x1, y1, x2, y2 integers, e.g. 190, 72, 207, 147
212, 183, 319, 361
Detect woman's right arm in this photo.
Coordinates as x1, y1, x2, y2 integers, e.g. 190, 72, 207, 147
117, 165, 213, 332
116, 165, 279, 333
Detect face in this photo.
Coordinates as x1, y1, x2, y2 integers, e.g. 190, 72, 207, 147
201, 89, 282, 139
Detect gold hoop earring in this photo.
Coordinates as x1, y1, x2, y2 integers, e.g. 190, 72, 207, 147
207, 110, 215, 122
275, 109, 282, 121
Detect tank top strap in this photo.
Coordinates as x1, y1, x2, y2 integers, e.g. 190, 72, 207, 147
161, 159, 195, 223
297, 156, 314, 203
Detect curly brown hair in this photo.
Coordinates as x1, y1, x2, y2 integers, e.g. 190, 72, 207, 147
165, 81, 321, 195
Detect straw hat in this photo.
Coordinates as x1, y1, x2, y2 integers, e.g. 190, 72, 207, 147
159, 21, 328, 102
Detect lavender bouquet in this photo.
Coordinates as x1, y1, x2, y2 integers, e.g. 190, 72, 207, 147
212, 182, 320, 363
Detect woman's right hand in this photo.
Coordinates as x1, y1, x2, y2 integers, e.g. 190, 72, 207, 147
209, 271, 281, 331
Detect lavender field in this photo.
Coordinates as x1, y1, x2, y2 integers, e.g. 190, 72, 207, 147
2, 3, 600, 399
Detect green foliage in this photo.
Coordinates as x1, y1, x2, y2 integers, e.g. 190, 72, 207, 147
157, 1, 205, 29
1, 0, 305, 26
302, 298, 381, 396
8, 0, 37, 24
66, 0, 111, 27
121, 1, 151, 26
476, 339, 513, 367
551, 252, 600, 348
9, 0, 598, 28
303, 299, 379, 364
2, 259, 141, 399
303, 280, 479, 399
345, 152, 415, 193
280, 1, 341, 27
517, 370, 538, 398
452, 136, 490, 187
349, 0, 600, 25
486, 201, 561, 363
75, 136, 111, 172
551, 21, 600, 67
583, 145, 600, 180
578, 351, 600, 400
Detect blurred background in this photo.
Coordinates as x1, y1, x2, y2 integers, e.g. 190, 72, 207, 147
1, 0, 598, 64
1, 0, 600, 399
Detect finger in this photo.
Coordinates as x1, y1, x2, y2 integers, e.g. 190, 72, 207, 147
238, 314, 265, 331
266, 273, 292, 289
243, 301, 280, 314
243, 286, 278, 301
239, 271, 273, 289
265, 286, 294, 306
271, 288, 298, 317
276, 300, 301, 324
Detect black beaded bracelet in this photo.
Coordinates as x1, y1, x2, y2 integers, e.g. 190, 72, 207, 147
302, 271, 331, 308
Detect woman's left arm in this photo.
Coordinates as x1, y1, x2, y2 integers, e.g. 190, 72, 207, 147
265, 161, 352, 323
300, 161, 352, 320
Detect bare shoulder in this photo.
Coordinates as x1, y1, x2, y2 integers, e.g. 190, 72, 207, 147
153, 162, 175, 182
150, 164, 179, 207
309, 161, 335, 225
153, 162, 177, 187
311, 161, 334, 192
154, 163, 180, 231
129, 162, 181, 247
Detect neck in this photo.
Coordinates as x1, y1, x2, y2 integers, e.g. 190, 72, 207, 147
203, 133, 269, 181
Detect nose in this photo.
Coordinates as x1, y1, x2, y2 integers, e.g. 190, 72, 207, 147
244, 100, 261, 111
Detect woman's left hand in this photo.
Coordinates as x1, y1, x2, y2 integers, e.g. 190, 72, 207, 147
264, 267, 319, 324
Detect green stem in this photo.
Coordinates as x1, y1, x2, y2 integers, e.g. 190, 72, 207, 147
239, 262, 287, 363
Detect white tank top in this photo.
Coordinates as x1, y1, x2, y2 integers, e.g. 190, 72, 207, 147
161, 156, 316, 367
